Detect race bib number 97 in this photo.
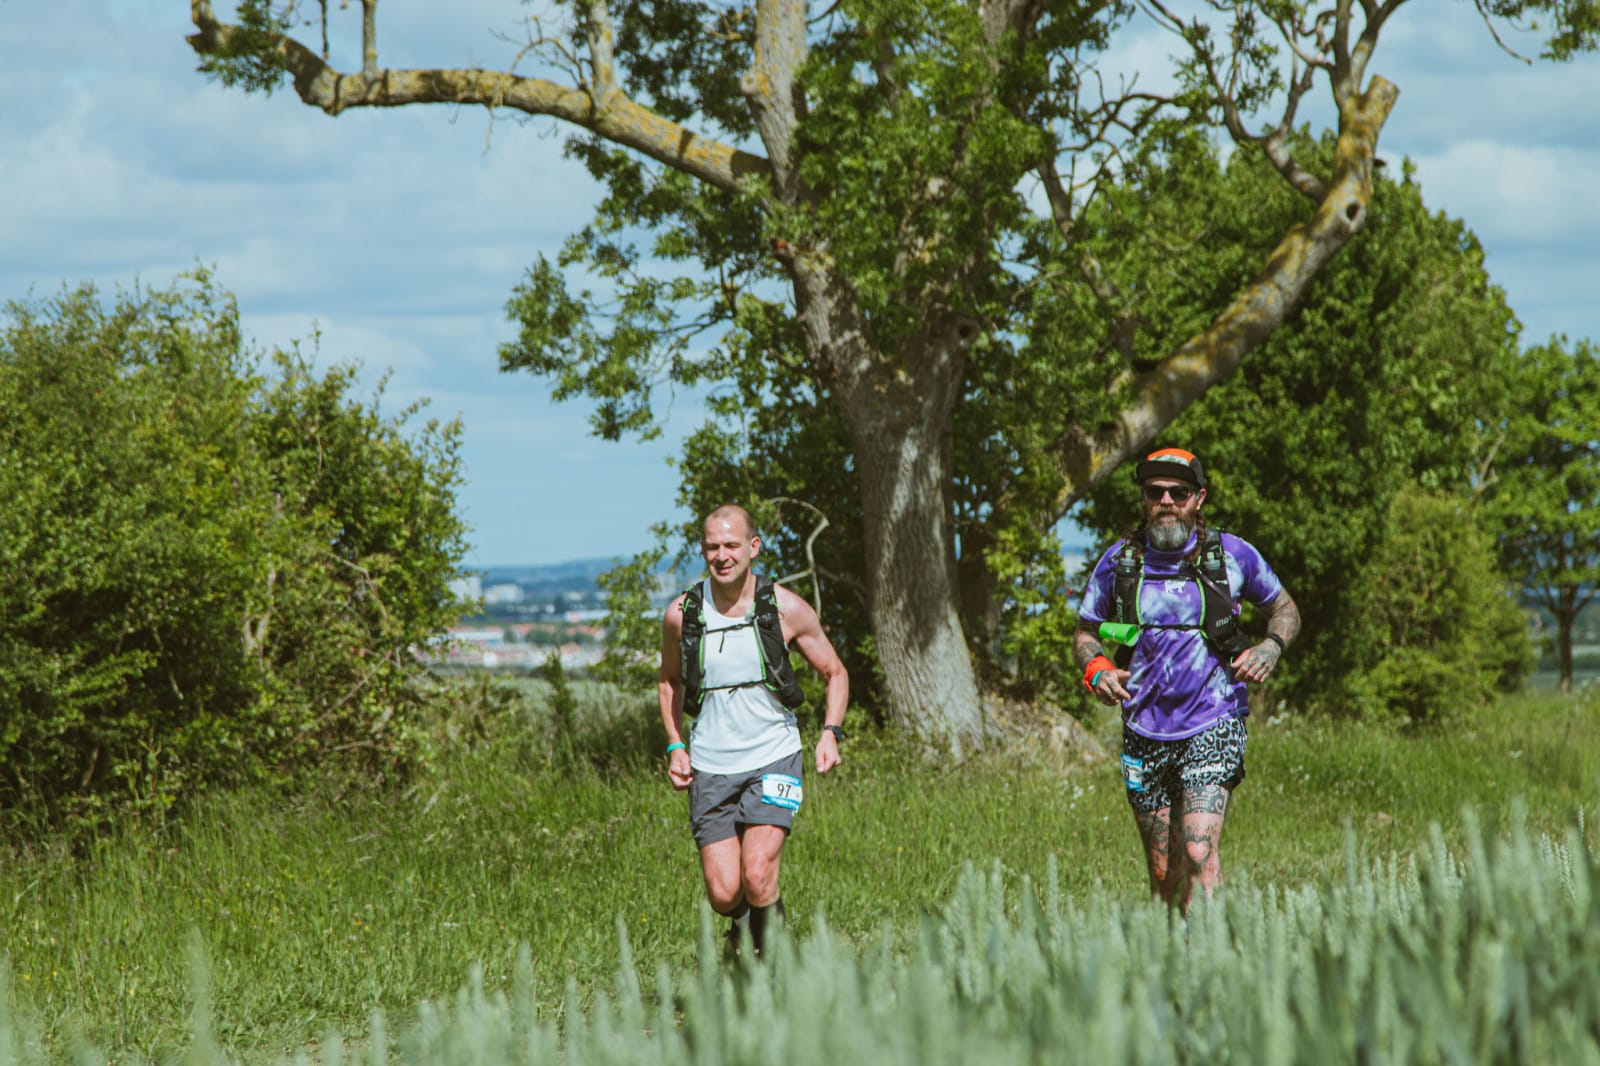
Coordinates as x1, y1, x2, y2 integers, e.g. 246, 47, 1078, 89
760, 773, 803, 810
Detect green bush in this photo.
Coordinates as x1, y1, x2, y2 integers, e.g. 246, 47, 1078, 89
1346, 488, 1532, 724
0, 273, 468, 823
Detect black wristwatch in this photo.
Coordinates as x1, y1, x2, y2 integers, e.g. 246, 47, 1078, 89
822, 724, 846, 743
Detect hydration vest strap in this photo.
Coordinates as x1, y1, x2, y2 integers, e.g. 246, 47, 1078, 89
1110, 529, 1248, 661
679, 575, 807, 714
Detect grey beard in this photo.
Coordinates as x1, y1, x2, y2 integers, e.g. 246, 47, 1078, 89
1147, 516, 1193, 551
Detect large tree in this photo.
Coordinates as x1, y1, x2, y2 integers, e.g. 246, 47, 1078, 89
1484, 338, 1600, 692
186, 0, 1594, 753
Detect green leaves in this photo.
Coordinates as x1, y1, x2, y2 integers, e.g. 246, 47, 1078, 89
195, 0, 294, 95
1478, 0, 1600, 60
1347, 489, 1531, 726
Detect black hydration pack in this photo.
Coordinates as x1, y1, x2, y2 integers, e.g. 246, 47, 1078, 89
1110, 528, 1253, 669
679, 575, 806, 716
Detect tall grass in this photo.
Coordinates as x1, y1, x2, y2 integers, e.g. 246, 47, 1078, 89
1, 678, 1596, 1061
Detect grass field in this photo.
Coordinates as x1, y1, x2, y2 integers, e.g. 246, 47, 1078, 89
1, 677, 1597, 1062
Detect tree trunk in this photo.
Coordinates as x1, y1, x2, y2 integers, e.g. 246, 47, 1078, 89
1556, 585, 1576, 694
843, 402, 985, 755
831, 328, 985, 756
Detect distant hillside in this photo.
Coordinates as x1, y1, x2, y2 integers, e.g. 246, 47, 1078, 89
463, 557, 693, 618
473, 546, 1101, 603
478, 558, 622, 596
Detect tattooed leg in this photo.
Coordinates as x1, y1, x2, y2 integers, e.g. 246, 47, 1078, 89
1176, 784, 1229, 912
1133, 807, 1176, 904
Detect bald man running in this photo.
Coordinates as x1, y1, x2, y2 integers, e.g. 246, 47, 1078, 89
658, 504, 850, 957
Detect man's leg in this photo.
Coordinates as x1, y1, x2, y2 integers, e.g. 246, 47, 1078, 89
738, 823, 788, 955
1123, 728, 1180, 904
1171, 716, 1244, 912
1175, 783, 1229, 912
699, 835, 751, 961
698, 836, 746, 916
1133, 806, 1179, 905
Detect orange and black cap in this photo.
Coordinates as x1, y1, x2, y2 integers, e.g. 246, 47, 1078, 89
1134, 447, 1205, 489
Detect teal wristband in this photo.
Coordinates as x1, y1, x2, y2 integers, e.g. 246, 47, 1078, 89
1090, 670, 1107, 689
665, 742, 686, 755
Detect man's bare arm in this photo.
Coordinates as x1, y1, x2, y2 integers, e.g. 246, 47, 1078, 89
1074, 624, 1109, 673
1231, 587, 1300, 682
780, 588, 849, 728
658, 597, 688, 739
658, 597, 694, 789
1263, 588, 1301, 649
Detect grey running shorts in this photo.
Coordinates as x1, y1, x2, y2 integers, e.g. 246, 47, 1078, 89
688, 750, 805, 848
1119, 715, 1247, 815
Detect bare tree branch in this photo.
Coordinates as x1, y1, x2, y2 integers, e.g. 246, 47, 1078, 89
360, 0, 375, 77
1048, 73, 1400, 515
1346, 0, 1409, 91
187, 0, 770, 191
770, 496, 831, 616
741, 0, 808, 201
582, 0, 617, 100
1471, 0, 1536, 63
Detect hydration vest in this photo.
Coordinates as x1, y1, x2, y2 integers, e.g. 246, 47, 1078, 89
679, 575, 806, 716
1110, 529, 1253, 669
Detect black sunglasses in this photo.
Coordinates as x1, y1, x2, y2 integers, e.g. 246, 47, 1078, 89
1141, 484, 1196, 504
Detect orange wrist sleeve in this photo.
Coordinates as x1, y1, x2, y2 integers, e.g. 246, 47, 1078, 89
1083, 655, 1116, 691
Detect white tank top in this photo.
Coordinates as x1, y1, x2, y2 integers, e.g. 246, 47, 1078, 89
688, 579, 801, 775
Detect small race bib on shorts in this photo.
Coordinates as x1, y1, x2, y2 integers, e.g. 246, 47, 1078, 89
1121, 754, 1146, 793
760, 773, 803, 810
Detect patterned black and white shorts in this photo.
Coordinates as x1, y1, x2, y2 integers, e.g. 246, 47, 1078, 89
1119, 716, 1247, 815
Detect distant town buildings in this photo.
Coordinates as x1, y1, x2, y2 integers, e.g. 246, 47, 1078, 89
481, 582, 525, 606
426, 626, 603, 671
426, 559, 657, 673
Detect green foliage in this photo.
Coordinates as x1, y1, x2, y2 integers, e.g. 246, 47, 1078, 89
195, 0, 294, 94
592, 536, 670, 691
497, 1, 1143, 710
0, 275, 468, 824
1479, 0, 1600, 59
1344, 489, 1531, 725
575, 129, 1537, 717
5, 679, 1599, 1060
6, 744, 1599, 1061
244, 349, 470, 778
540, 654, 581, 766
273, 810, 1600, 1066
193, 0, 1600, 738
480, 2, 1580, 723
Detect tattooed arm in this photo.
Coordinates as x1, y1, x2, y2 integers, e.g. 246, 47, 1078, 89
1075, 623, 1131, 704
1231, 587, 1301, 684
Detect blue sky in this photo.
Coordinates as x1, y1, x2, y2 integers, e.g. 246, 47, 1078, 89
2, 3, 1596, 567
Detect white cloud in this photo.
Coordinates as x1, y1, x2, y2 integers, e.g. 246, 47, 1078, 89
1411, 141, 1600, 244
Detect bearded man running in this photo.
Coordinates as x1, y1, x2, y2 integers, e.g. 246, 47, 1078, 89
1074, 448, 1300, 911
